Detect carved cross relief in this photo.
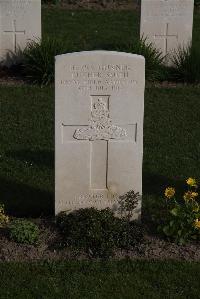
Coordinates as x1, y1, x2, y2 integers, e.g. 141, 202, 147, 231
154, 23, 178, 56
62, 95, 137, 192
3, 20, 25, 53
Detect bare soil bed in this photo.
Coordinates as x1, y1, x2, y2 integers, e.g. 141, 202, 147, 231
0, 66, 25, 86
0, 218, 199, 262
44, 0, 139, 10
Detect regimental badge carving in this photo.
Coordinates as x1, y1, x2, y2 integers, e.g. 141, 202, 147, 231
74, 98, 127, 141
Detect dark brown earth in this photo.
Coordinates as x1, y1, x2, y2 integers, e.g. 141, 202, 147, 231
0, 218, 200, 262
0, 66, 25, 86
43, 0, 140, 10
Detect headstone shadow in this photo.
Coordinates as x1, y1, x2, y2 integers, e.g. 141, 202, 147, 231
143, 171, 185, 196
6, 149, 54, 169
0, 176, 54, 217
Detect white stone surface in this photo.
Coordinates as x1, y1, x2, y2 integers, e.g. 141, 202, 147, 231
0, 0, 41, 64
55, 51, 145, 219
140, 0, 194, 61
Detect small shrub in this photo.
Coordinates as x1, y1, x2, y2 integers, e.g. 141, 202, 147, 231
57, 208, 117, 258
0, 47, 24, 68
116, 37, 165, 81
117, 190, 142, 249
118, 190, 140, 220
0, 203, 9, 227
171, 42, 200, 83
22, 37, 68, 85
158, 178, 200, 245
9, 219, 39, 245
56, 207, 143, 258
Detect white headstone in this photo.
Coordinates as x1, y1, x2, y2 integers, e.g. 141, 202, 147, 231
140, 0, 194, 61
55, 51, 145, 220
0, 0, 41, 63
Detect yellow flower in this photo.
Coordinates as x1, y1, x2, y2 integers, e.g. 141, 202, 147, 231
0, 207, 4, 214
194, 219, 200, 229
184, 191, 194, 201
184, 191, 198, 201
164, 187, 175, 199
192, 202, 199, 212
186, 177, 198, 187
191, 192, 198, 198
0, 213, 9, 227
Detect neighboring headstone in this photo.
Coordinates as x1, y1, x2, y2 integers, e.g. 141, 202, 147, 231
0, 0, 41, 64
55, 51, 145, 220
140, 0, 194, 62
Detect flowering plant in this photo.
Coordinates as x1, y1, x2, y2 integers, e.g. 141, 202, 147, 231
0, 203, 9, 228
159, 178, 200, 244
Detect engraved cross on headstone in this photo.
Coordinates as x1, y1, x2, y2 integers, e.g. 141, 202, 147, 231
4, 20, 25, 53
62, 95, 137, 193
154, 23, 178, 56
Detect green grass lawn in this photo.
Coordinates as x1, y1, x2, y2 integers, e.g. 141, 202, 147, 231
0, 86, 54, 216
0, 260, 200, 299
42, 8, 140, 51
42, 8, 200, 51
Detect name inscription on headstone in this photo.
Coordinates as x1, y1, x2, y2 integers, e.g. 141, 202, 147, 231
60, 64, 137, 93
145, 3, 191, 17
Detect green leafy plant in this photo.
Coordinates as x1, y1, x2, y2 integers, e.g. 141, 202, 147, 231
57, 208, 118, 258
117, 190, 142, 250
9, 219, 39, 245
171, 42, 200, 83
116, 37, 165, 81
0, 47, 24, 68
0, 203, 9, 227
158, 178, 200, 245
56, 207, 143, 258
118, 190, 140, 220
22, 37, 68, 85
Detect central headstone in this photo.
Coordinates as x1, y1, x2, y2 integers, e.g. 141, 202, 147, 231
55, 51, 145, 220
140, 0, 194, 62
0, 0, 41, 64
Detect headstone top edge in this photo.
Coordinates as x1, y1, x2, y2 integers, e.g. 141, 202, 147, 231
0, 0, 40, 2
55, 51, 145, 62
